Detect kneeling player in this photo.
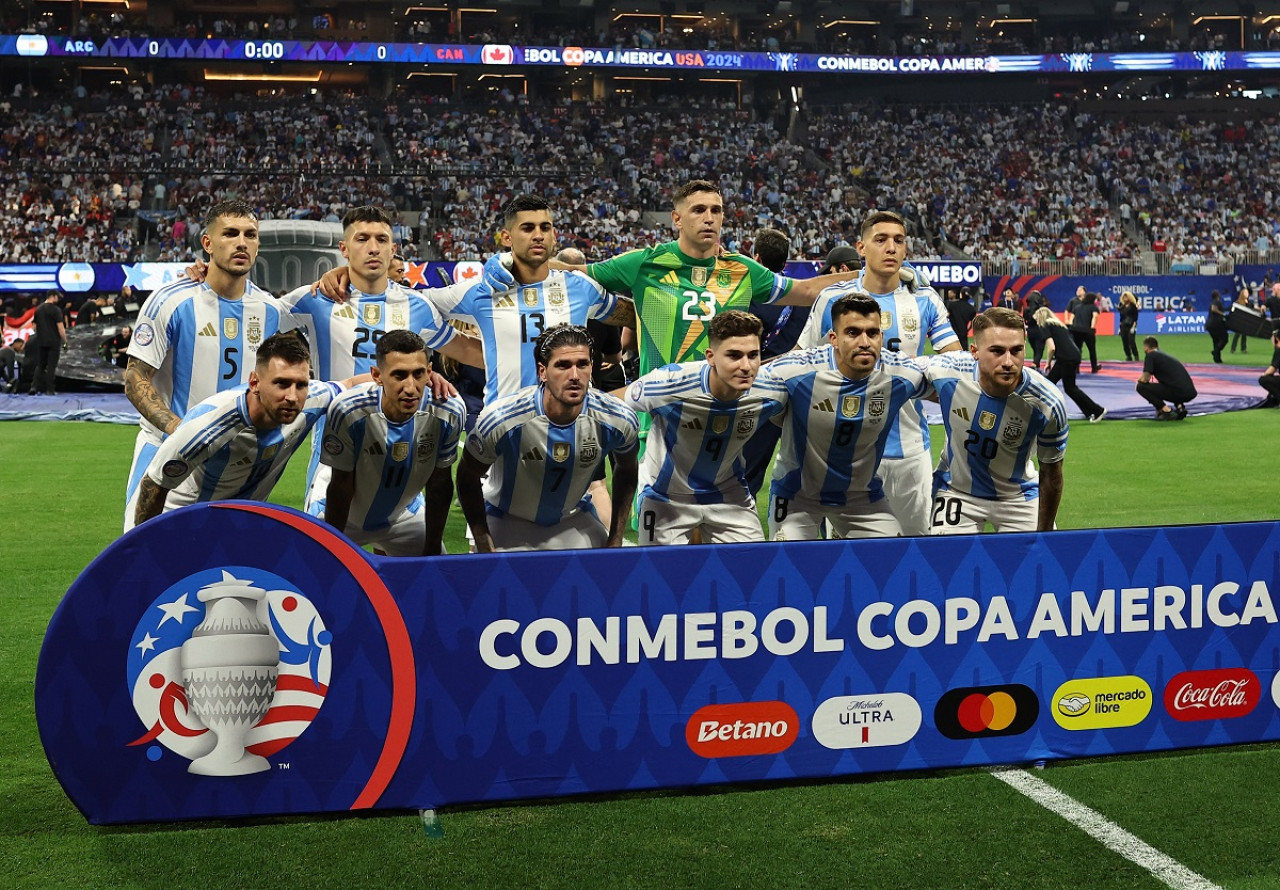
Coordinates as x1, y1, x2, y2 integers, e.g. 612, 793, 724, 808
925, 307, 1068, 534
457, 324, 639, 552
624, 310, 788, 545
768, 294, 929, 540
319, 330, 465, 556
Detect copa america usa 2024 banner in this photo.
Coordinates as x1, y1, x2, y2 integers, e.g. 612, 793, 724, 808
36, 503, 1280, 825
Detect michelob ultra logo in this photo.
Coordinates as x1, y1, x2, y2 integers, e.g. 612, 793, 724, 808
934, 684, 1039, 739
685, 701, 799, 758
1052, 676, 1152, 729
811, 693, 921, 749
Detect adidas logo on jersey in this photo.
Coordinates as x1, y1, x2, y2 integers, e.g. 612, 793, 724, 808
681, 418, 704, 430
522, 446, 545, 462
334, 305, 356, 319
660, 271, 681, 288
198, 322, 217, 337
365, 442, 385, 456
233, 455, 253, 467
812, 398, 835, 412
952, 406, 971, 421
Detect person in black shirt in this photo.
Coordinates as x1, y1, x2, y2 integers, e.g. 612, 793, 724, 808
29, 293, 67, 395
1022, 289, 1049, 368
1117, 290, 1140, 361
1137, 337, 1197, 420
1206, 290, 1229, 363
1034, 308, 1107, 422
946, 288, 977, 351
1260, 330, 1280, 407
1068, 289, 1101, 373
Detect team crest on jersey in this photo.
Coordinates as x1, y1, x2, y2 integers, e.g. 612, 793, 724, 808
979, 411, 997, 431
691, 267, 709, 287
736, 412, 756, 435
522, 287, 540, 308
362, 304, 382, 326
245, 316, 262, 348
880, 311, 892, 330
391, 442, 410, 462
901, 311, 919, 334
868, 395, 887, 418
579, 442, 599, 464
717, 270, 732, 288
842, 395, 862, 417
391, 309, 407, 329
1002, 417, 1024, 444
417, 436, 435, 459
261, 444, 280, 461
223, 318, 239, 340
546, 281, 567, 307
551, 442, 571, 462
712, 416, 730, 434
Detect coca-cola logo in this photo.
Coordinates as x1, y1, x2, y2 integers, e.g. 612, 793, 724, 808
1163, 668, 1260, 722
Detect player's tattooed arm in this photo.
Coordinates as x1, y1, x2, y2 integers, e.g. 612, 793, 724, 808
134, 476, 169, 526
600, 297, 636, 330
125, 357, 181, 435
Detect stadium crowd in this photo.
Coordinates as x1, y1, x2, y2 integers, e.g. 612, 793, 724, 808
1, 84, 1278, 268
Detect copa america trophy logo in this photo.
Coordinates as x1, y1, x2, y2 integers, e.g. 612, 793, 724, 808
127, 567, 332, 777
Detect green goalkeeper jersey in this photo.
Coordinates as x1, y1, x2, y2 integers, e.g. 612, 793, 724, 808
586, 241, 792, 378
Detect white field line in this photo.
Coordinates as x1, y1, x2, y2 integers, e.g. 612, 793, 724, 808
990, 768, 1224, 890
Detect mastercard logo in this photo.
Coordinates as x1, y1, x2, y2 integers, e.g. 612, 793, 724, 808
934, 684, 1039, 739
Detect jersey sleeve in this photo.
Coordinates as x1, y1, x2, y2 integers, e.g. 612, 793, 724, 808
622, 364, 680, 414
426, 280, 481, 323
319, 401, 359, 472
574, 271, 619, 321
145, 401, 224, 489
412, 297, 458, 351
922, 290, 960, 351
585, 248, 648, 297
1036, 400, 1069, 465
594, 393, 640, 456
127, 290, 175, 368
795, 289, 839, 349
435, 398, 467, 467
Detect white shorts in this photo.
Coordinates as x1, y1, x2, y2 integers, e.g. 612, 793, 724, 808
342, 510, 427, 558
488, 507, 607, 552
123, 427, 163, 532
636, 495, 764, 546
769, 492, 901, 541
929, 488, 1040, 535
879, 450, 933, 537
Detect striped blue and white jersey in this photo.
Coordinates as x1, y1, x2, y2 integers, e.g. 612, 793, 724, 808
768, 347, 929, 505
318, 382, 466, 533
146, 381, 339, 510
796, 274, 956, 460
624, 362, 788, 504
128, 278, 295, 437
925, 352, 1069, 502
466, 386, 639, 526
441, 269, 617, 404
278, 282, 457, 381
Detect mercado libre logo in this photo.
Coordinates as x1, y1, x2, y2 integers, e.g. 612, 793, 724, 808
934, 684, 1039, 739
126, 567, 332, 776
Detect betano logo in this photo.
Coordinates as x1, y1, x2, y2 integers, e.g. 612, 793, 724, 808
685, 701, 798, 758
1051, 676, 1151, 729
934, 684, 1039, 739
811, 693, 921, 749
1164, 668, 1260, 722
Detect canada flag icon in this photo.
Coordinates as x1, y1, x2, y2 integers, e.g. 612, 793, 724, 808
482, 44, 514, 65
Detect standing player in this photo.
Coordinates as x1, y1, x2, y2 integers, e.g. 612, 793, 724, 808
768, 294, 930, 540
569, 180, 884, 394
319, 330, 464, 556
925, 308, 1068, 535
456, 324, 639, 552
131, 333, 352, 528
123, 200, 296, 530
794, 210, 960, 536
623, 310, 788, 545
279, 205, 482, 513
